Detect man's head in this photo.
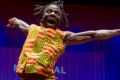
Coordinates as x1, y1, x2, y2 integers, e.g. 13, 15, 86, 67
41, 5, 62, 28
34, 0, 69, 28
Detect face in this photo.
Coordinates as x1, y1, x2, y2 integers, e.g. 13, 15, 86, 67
41, 5, 62, 28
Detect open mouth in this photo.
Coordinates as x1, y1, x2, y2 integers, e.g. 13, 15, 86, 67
47, 20, 56, 25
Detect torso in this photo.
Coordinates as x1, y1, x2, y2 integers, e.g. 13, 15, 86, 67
16, 24, 66, 79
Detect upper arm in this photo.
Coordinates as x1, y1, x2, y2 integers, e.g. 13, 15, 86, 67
64, 31, 74, 43
64, 31, 95, 45
18, 20, 30, 35
18, 24, 29, 35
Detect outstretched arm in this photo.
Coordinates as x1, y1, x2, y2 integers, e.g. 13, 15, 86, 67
64, 29, 120, 45
7, 17, 30, 35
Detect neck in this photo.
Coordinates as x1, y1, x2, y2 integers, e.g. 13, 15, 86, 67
40, 23, 59, 29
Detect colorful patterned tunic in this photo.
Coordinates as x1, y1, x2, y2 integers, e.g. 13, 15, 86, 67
16, 24, 66, 79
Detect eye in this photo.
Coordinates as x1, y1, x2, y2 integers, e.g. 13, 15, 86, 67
47, 9, 52, 13
54, 11, 60, 15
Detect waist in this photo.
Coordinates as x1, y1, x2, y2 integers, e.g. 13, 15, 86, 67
17, 72, 55, 80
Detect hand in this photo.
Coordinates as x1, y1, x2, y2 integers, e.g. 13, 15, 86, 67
7, 17, 21, 28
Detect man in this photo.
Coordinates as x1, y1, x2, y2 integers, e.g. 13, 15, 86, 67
7, 0, 120, 80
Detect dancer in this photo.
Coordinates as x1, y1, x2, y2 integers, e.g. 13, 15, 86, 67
7, 0, 120, 80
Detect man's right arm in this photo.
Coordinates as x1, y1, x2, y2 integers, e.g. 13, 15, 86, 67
7, 17, 30, 35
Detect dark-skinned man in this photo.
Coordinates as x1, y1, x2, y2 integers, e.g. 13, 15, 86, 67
7, 0, 120, 80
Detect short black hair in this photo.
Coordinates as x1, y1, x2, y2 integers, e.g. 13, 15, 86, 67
34, 0, 69, 27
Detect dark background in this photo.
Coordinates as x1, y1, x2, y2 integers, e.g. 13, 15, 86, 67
14, 0, 120, 7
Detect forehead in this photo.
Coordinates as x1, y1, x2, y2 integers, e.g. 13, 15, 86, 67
45, 5, 61, 12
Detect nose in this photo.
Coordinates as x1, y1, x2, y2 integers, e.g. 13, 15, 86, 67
49, 12, 56, 18
51, 11, 56, 15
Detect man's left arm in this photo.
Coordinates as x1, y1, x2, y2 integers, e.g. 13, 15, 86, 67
64, 29, 120, 45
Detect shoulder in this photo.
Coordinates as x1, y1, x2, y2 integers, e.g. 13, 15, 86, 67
29, 24, 41, 30
63, 31, 74, 42
29, 24, 39, 28
55, 29, 65, 37
64, 31, 74, 37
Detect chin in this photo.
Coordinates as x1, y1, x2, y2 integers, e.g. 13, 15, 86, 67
46, 23, 57, 28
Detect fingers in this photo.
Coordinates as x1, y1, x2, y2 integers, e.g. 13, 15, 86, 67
7, 24, 10, 27
9, 17, 16, 23
7, 17, 18, 28
7, 23, 15, 28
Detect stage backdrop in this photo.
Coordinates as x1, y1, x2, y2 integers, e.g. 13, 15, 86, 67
0, 0, 120, 80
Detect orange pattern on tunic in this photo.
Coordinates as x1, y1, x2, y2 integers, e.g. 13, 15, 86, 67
16, 24, 66, 79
